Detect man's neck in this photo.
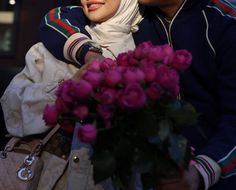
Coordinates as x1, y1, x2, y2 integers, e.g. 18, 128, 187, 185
159, 0, 185, 20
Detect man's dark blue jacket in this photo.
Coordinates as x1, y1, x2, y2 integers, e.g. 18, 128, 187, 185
39, 0, 236, 189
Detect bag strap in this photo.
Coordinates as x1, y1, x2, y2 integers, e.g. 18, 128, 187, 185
3, 125, 61, 155
3, 137, 21, 152
40, 124, 61, 146
29, 125, 61, 156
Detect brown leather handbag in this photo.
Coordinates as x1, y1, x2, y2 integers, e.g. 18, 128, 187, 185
0, 125, 60, 190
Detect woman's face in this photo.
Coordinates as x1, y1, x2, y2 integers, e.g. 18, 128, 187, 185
81, 0, 121, 23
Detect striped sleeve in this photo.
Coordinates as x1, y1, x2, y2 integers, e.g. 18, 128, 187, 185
44, 6, 81, 38
217, 146, 236, 178
207, 0, 236, 19
39, 6, 92, 64
63, 33, 94, 64
195, 148, 236, 189
194, 155, 221, 189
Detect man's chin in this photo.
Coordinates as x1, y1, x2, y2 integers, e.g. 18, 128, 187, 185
138, 0, 178, 7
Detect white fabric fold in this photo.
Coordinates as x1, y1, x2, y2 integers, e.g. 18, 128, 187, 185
1, 42, 78, 137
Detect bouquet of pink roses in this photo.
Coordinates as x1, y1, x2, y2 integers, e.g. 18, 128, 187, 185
43, 41, 197, 189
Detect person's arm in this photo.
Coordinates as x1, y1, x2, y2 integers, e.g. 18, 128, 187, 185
157, 13, 236, 190
197, 19, 236, 183
184, 11, 236, 190
39, 6, 102, 66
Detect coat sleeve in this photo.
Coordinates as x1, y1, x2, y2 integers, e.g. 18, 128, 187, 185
39, 6, 93, 65
197, 13, 236, 184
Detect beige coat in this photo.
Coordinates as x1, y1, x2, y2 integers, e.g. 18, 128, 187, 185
38, 148, 103, 190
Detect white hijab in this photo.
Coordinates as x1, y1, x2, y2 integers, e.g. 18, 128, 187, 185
85, 0, 143, 59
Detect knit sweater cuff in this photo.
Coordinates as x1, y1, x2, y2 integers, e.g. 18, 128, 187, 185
194, 155, 221, 190
63, 33, 93, 65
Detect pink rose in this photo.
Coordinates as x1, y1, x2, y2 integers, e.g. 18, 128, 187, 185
122, 68, 138, 84
158, 44, 175, 65
96, 104, 113, 120
142, 64, 157, 82
134, 68, 145, 82
148, 46, 164, 62
117, 52, 129, 66
140, 41, 154, 48
122, 68, 145, 84
56, 80, 67, 98
161, 44, 174, 57
128, 54, 139, 66
118, 83, 146, 110
139, 58, 154, 67
96, 88, 116, 105
134, 46, 147, 60
43, 104, 59, 127
55, 97, 70, 113
104, 69, 122, 87
57, 80, 75, 102
169, 50, 192, 71
134, 41, 154, 60
78, 124, 97, 143
83, 71, 104, 88
100, 58, 117, 71
146, 82, 162, 101
73, 79, 93, 99
156, 65, 179, 96
117, 66, 126, 73
73, 105, 88, 120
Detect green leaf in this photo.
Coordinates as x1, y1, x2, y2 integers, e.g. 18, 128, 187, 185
158, 119, 172, 141
166, 101, 198, 127
92, 150, 116, 184
168, 134, 188, 167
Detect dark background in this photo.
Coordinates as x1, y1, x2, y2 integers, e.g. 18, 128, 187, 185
0, 0, 78, 148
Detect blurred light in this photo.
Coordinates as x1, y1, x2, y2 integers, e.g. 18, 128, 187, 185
9, 0, 16, 5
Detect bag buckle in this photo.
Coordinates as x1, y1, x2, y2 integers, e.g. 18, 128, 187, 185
17, 167, 34, 181
17, 154, 36, 181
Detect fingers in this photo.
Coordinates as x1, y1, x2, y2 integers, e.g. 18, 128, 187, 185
157, 177, 190, 190
71, 68, 85, 81
73, 53, 105, 81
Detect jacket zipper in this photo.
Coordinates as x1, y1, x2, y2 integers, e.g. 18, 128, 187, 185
156, 17, 171, 45
155, 0, 187, 47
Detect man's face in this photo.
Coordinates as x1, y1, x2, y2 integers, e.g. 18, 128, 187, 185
138, 0, 180, 6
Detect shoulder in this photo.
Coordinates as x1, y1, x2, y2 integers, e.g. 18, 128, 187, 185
200, 1, 236, 64
202, 0, 236, 47
203, 0, 236, 21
